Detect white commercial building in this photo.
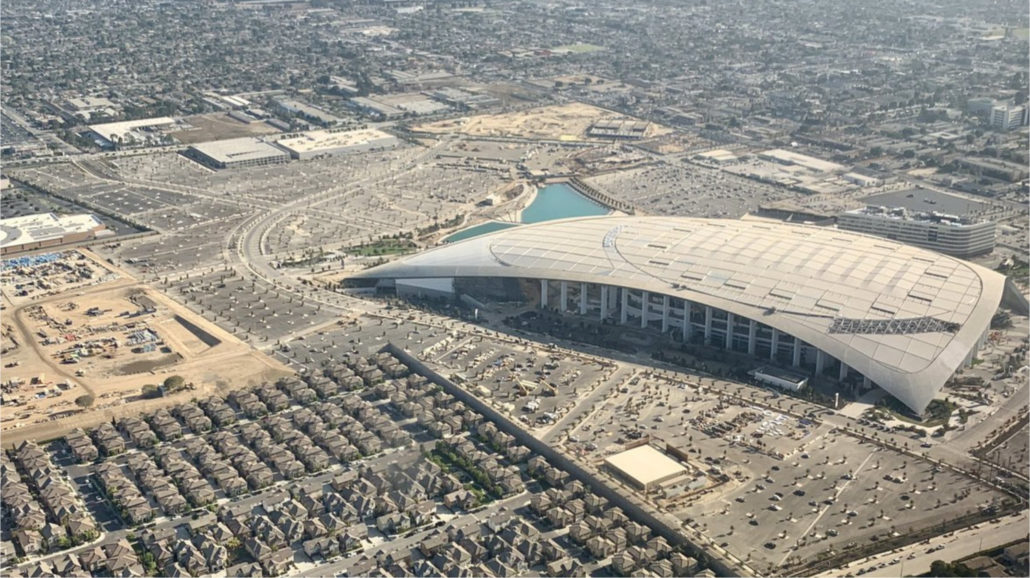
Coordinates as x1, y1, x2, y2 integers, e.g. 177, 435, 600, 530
749, 366, 808, 392
276, 128, 399, 160
88, 117, 177, 147
990, 105, 1027, 131
1, 213, 109, 255
184, 137, 291, 169
352, 216, 1018, 414
838, 206, 995, 258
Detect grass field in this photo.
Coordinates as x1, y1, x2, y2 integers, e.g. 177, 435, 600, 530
346, 238, 418, 256
552, 43, 604, 54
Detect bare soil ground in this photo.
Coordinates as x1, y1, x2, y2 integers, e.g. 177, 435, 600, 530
168, 112, 281, 144
1, 249, 291, 445
414, 103, 672, 141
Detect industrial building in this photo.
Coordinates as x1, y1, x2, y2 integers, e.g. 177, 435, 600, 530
587, 120, 650, 140
603, 445, 688, 493
351, 216, 1017, 414
184, 137, 291, 169
756, 148, 846, 173
1, 213, 110, 255
88, 117, 177, 148
837, 206, 996, 258
273, 98, 342, 126
276, 128, 399, 160
348, 97, 406, 120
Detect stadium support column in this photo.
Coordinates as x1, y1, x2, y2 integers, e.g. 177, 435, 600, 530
747, 319, 757, 355
579, 283, 588, 315
839, 362, 848, 381
724, 312, 734, 349
600, 286, 609, 320
560, 281, 568, 313
640, 291, 650, 328
661, 296, 670, 332
770, 329, 779, 360
704, 306, 713, 345
540, 280, 548, 308
683, 302, 693, 341
815, 349, 827, 374
792, 339, 802, 367
620, 288, 629, 325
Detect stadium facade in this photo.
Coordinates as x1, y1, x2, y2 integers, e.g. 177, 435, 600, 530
352, 216, 1017, 414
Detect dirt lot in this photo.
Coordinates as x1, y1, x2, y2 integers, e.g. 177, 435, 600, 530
414, 102, 672, 141
168, 112, 281, 144
1, 249, 291, 444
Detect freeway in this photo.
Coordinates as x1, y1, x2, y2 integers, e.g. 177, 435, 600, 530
817, 511, 1029, 577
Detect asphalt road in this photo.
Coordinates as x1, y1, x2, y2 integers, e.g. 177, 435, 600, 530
817, 510, 1029, 577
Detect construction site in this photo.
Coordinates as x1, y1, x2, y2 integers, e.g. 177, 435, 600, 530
0, 248, 290, 445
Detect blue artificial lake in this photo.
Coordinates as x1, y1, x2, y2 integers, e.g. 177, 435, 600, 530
443, 183, 610, 242
441, 221, 519, 243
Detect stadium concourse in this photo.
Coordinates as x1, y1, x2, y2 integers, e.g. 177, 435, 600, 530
351, 216, 1020, 415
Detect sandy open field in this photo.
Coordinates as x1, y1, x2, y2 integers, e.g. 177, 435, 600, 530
414, 102, 672, 141
1, 249, 291, 445
168, 112, 281, 144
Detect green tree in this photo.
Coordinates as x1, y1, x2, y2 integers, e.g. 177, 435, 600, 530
162, 375, 185, 392
928, 560, 975, 577
74, 394, 95, 408
141, 384, 161, 399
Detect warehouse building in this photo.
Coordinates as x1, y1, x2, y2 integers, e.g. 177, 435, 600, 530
184, 137, 291, 169
88, 117, 177, 148
350, 216, 1019, 414
275, 128, 399, 160
1, 213, 110, 255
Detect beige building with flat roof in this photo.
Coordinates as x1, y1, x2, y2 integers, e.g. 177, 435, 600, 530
604, 445, 688, 492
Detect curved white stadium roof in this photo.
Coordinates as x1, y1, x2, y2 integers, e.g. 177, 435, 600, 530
356, 216, 1006, 412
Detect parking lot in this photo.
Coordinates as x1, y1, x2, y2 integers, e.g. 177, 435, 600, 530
543, 369, 1012, 574
584, 160, 800, 218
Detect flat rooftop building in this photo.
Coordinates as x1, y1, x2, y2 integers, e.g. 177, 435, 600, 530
88, 117, 177, 147
184, 137, 290, 169
274, 99, 342, 126
838, 206, 996, 258
587, 119, 650, 140
348, 97, 406, 119
604, 445, 688, 493
276, 128, 399, 160
750, 366, 808, 392
1, 213, 109, 255
757, 148, 846, 173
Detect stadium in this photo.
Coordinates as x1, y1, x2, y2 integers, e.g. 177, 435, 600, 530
351, 216, 1020, 414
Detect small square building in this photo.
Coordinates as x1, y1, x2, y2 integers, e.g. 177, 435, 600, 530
604, 445, 688, 493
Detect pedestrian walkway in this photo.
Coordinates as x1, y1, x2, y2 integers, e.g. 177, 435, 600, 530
839, 388, 886, 418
